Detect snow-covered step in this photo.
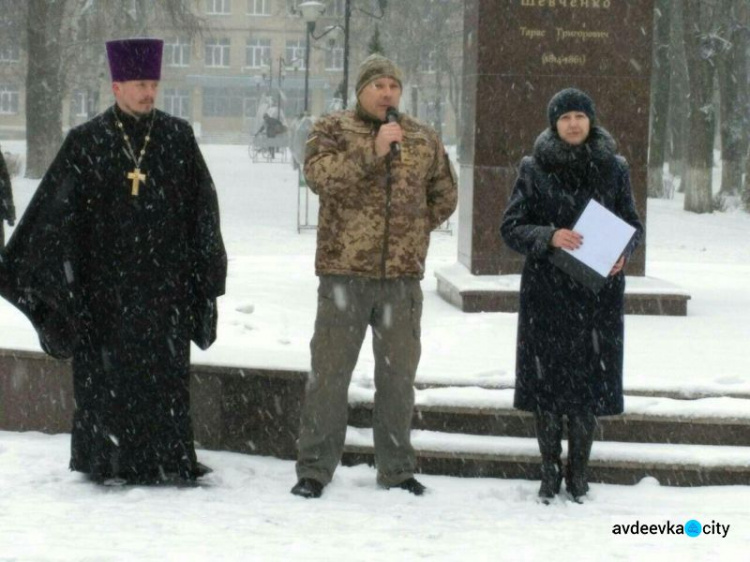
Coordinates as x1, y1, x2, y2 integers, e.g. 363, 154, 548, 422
347, 386, 750, 446
342, 427, 750, 487
414, 377, 750, 400
411, 379, 750, 401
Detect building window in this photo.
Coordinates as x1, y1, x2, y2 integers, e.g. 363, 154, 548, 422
207, 0, 231, 14
70, 90, 89, 118
0, 84, 19, 114
165, 37, 191, 67
205, 39, 231, 67
202, 87, 245, 117
245, 38, 271, 69
285, 39, 306, 70
247, 0, 270, 15
325, 46, 344, 71
419, 50, 437, 73
0, 44, 20, 63
163, 88, 192, 119
328, 0, 345, 17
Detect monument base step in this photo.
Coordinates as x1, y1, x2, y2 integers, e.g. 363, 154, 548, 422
410, 380, 750, 401
348, 387, 750, 446
342, 427, 750, 486
435, 263, 691, 316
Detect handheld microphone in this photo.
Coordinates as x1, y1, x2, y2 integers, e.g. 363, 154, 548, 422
385, 106, 401, 157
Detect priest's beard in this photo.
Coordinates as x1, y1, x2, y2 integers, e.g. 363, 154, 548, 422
117, 99, 155, 119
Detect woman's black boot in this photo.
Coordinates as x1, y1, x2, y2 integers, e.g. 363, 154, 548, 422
535, 411, 563, 503
566, 413, 597, 502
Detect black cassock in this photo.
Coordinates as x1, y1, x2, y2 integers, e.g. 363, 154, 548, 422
0, 105, 227, 483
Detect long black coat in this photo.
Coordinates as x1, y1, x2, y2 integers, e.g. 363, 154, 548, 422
500, 127, 643, 416
0, 106, 227, 482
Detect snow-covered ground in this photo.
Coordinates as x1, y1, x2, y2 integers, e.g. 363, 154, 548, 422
1, 141, 749, 560
1, 431, 748, 561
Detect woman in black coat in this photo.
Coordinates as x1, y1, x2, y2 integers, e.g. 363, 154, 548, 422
500, 89, 643, 503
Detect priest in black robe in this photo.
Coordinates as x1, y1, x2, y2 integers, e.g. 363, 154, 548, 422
0, 38, 227, 485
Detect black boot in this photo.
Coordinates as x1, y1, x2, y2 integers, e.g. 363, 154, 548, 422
291, 478, 325, 498
535, 411, 563, 503
390, 477, 426, 496
566, 413, 597, 503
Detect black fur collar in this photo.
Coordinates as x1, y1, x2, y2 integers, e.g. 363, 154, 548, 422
533, 126, 617, 173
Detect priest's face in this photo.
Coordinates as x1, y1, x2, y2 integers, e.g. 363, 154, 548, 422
113, 80, 159, 117
555, 111, 591, 145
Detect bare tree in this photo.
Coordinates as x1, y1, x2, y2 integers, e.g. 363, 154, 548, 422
25, 1, 68, 179
682, 0, 720, 214
667, 0, 689, 189
715, 0, 750, 207
742, 2, 750, 211
647, 0, 672, 198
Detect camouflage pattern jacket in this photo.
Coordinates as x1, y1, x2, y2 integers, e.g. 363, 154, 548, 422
304, 109, 458, 279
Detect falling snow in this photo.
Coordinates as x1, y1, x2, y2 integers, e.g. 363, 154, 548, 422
0, 142, 748, 559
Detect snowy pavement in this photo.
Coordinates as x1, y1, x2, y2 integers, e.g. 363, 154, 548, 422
1, 431, 749, 561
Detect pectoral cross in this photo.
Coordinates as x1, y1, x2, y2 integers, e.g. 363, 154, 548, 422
127, 168, 146, 196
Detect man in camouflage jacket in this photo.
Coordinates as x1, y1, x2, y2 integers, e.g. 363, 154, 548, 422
292, 54, 458, 499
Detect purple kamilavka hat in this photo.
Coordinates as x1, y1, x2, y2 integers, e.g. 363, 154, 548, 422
106, 38, 164, 82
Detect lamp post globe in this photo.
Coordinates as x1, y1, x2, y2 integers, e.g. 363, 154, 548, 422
298, 1, 326, 22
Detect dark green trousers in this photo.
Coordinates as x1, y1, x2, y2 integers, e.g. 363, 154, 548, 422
296, 275, 423, 486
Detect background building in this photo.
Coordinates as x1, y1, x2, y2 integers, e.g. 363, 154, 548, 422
0, 0, 461, 145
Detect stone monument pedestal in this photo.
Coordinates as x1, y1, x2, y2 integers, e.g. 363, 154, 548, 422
436, 263, 690, 316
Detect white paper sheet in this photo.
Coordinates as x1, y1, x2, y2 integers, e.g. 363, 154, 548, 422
562, 199, 636, 277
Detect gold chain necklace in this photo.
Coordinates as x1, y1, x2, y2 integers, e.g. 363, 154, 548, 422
114, 110, 155, 196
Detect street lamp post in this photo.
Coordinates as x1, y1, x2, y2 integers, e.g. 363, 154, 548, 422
270, 56, 301, 117
298, 1, 326, 114
260, 62, 272, 93
276, 56, 286, 113
304, 23, 312, 113
342, 0, 351, 108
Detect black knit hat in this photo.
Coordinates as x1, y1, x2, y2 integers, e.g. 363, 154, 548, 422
547, 88, 596, 128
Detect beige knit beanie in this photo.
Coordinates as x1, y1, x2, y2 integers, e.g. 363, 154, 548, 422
355, 54, 403, 96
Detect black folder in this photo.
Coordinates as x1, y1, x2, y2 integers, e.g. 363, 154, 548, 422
549, 199, 636, 293
550, 248, 609, 293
